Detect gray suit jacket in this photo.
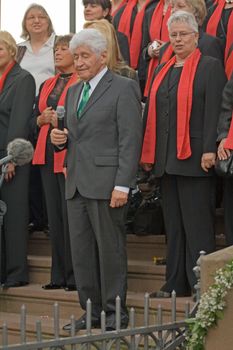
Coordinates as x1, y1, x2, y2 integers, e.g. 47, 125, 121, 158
64, 70, 142, 200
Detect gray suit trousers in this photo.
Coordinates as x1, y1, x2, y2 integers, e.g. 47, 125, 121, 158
67, 191, 128, 324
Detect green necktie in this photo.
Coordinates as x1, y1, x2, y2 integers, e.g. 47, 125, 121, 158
77, 82, 90, 118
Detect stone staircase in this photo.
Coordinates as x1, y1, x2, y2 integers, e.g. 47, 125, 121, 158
0, 208, 226, 345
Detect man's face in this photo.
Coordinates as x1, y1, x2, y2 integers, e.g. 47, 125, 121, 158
73, 45, 107, 81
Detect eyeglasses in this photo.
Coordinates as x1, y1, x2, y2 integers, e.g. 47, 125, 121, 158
169, 31, 195, 39
26, 15, 47, 22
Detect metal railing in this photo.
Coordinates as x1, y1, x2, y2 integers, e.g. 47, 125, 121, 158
0, 292, 199, 350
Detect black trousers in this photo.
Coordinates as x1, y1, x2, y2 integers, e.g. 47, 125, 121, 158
1, 165, 29, 283
160, 174, 216, 296
40, 163, 74, 286
67, 192, 128, 327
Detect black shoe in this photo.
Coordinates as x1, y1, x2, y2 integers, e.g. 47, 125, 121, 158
63, 314, 100, 332
3, 281, 28, 289
149, 290, 171, 298
42, 283, 64, 290
64, 284, 76, 291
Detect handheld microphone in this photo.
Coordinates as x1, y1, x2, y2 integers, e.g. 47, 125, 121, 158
56, 106, 65, 130
0, 138, 34, 166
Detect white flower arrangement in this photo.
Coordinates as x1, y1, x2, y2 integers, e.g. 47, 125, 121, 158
186, 259, 233, 350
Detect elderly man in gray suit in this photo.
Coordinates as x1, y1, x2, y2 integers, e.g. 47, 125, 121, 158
51, 28, 142, 332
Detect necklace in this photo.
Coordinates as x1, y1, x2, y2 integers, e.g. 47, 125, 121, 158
174, 61, 184, 67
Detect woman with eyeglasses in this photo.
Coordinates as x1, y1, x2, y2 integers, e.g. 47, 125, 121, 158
17, 4, 56, 95
141, 11, 226, 298
159, 0, 223, 64
17, 4, 56, 235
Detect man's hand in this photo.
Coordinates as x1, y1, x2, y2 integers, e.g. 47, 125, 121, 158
50, 128, 68, 146
201, 152, 216, 172
4, 162, 15, 181
217, 138, 231, 160
110, 189, 128, 208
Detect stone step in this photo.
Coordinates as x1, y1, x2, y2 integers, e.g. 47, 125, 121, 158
28, 255, 166, 292
28, 233, 168, 260
28, 229, 226, 262
127, 234, 166, 260
0, 284, 193, 327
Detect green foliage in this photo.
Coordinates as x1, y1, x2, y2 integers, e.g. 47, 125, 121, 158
186, 260, 233, 349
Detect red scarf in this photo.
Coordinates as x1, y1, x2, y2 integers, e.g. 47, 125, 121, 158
0, 61, 16, 93
206, 0, 233, 62
144, 2, 171, 96
118, 0, 151, 69
33, 73, 78, 173
111, 0, 128, 17
160, 43, 173, 63
223, 112, 233, 149
225, 49, 233, 79
141, 49, 201, 164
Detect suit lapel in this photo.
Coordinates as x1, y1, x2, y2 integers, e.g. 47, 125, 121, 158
78, 70, 113, 119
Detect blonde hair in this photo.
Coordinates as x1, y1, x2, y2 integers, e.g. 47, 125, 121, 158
83, 19, 135, 78
0, 31, 17, 59
172, 0, 207, 25
21, 3, 54, 40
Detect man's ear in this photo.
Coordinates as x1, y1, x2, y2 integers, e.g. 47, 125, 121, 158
100, 50, 108, 64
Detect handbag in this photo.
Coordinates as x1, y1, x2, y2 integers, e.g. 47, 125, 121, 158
215, 151, 233, 177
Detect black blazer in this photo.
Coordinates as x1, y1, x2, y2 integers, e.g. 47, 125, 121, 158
143, 55, 226, 177
0, 63, 35, 158
217, 76, 233, 142
203, 5, 233, 54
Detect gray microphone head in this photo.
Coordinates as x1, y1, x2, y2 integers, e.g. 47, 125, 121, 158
7, 138, 34, 166
56, 106, 65, 118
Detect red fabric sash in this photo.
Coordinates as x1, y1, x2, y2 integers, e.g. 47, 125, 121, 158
141, 49, 201, 164
130, 0, 151, 69
33, 73, 78, 173
118, 0, 151, 68
111, 0, 128, 17
0, 61, 16, 93
160, 43, 173, 64
224, 112, 233, 149
144, 3, 171, 96
225, 49, 233, 80
206, 0, 233, 62
206, 0, 225, 36
118, 0, 137, 44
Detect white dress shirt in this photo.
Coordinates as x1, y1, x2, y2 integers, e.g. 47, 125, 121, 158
18, 33, 56, 95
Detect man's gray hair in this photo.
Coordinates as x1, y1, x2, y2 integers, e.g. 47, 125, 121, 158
167, 10, 199, 33
69, 28, 107, 55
